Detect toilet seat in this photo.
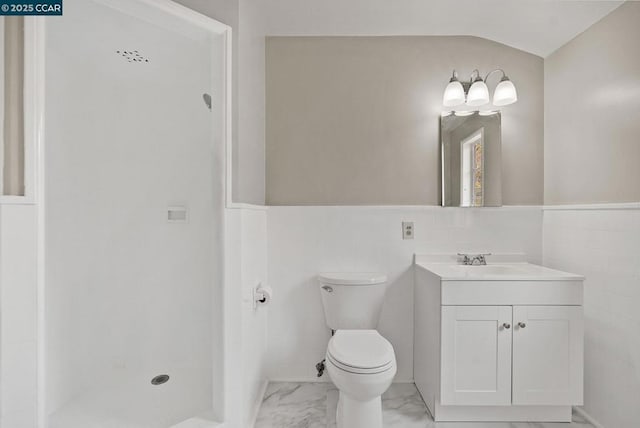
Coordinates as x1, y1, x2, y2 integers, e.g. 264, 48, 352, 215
327, 330, 394, 374
327, 352, 394, 375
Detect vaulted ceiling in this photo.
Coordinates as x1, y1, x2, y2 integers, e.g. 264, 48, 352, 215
261, 0, 624, 57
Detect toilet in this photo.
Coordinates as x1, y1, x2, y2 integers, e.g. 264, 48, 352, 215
318, 273, 397, 428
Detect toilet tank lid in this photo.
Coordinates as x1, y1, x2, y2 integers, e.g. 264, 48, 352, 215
318, 272, 387, 285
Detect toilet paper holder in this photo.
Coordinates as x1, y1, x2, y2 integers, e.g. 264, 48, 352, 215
253, 284, 272, 309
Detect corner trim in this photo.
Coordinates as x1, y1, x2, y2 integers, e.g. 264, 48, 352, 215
573, 406, 605, 428
226, 203, 268, 211
248, 379, 269, 428
543, 202, 640, 211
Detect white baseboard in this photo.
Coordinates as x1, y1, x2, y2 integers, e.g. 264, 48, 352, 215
266, 377, 414, 384
573, 406, 605, 428
248, 380, 269, 428
266, 376, 332, 383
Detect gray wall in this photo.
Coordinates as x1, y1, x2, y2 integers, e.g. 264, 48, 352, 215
2, 17, 25, 196
266, 36, 543, 205
544, 1, 640, 204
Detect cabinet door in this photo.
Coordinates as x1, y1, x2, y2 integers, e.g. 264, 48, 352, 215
512, 305, 583, 405
441, 306, 512, 405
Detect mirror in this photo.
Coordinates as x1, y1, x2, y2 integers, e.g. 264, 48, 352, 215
440, 111, 502, 207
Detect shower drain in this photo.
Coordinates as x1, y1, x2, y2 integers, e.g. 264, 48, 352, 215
151, 374, 170, 385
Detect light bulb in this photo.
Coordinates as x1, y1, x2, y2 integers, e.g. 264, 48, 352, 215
466, 80, 489, 106
443, 80, 465, 107
493, 78, 517, 106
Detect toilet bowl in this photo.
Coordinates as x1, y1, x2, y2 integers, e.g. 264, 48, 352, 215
325, 329, 396, 428
318, 273, 396, 427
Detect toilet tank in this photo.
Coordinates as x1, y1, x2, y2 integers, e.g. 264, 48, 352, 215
318, 273, 388, 330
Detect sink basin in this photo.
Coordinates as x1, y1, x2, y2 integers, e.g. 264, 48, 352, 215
447, 264, 529, 275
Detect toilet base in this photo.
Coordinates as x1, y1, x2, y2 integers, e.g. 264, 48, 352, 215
336, 391, 382, 428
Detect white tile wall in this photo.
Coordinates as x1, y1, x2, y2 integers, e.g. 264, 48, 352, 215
240, 209, 269, 426
0, 205, 38, 428
543, 207, 640, 428
224, 207, 269, 427
266, 206, 543, 382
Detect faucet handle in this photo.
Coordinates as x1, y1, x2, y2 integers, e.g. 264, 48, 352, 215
457, 253, 472, 264
458, 253, 492, 265
474, 253, 492, 265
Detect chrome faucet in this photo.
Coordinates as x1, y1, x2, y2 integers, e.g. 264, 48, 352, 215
458, 253, 492, 265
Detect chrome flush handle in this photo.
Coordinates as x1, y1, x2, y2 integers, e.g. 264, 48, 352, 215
321, 285, 334, 293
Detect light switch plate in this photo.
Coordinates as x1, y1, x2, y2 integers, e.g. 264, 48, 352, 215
402, 221, 414, 239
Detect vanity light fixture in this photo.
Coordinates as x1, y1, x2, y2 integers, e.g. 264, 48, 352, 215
442, 69, 517, 107
466, 71, 490, 106
442, 72, 466, 107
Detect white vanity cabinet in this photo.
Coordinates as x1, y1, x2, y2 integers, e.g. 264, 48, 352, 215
511, 305, 583, 406
414, 257, 584, 422
440, 305, 513, 406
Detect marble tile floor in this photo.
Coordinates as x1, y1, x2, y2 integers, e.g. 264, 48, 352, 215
254, 382, 594, 428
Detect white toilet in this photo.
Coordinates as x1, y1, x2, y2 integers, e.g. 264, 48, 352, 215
318, 273, 396, 428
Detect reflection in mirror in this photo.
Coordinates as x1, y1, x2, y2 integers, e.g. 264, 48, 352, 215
441, 111, 502, 207
1, 17, 25, 196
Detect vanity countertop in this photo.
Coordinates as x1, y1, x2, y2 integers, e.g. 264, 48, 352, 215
415, 259, 584, 282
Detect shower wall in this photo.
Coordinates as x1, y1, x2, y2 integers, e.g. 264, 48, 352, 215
0, 204, 38, 428
45, 1, 225, 425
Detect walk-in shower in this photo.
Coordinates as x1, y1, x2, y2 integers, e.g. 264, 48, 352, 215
43, 1, 230, 426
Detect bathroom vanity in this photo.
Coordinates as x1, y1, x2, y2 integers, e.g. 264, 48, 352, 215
413, 255, 584, 422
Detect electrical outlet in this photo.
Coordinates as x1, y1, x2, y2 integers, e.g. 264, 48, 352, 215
402, 222, 414, 240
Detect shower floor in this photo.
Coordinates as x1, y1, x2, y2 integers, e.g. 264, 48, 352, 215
49, 370, 220, 428
50, 396, 221, 428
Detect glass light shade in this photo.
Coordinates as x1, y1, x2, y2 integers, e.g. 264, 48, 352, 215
466, 80, 490, 106
493, 79, 518, 106
443, 80, 465, 106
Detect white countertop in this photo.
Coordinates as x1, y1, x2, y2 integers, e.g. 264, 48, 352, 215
415, 257, 584, 282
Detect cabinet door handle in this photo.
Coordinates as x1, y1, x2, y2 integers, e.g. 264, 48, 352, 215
321, 285, 333, 293
502, 323, 511, 329
518, 322, 526, 328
